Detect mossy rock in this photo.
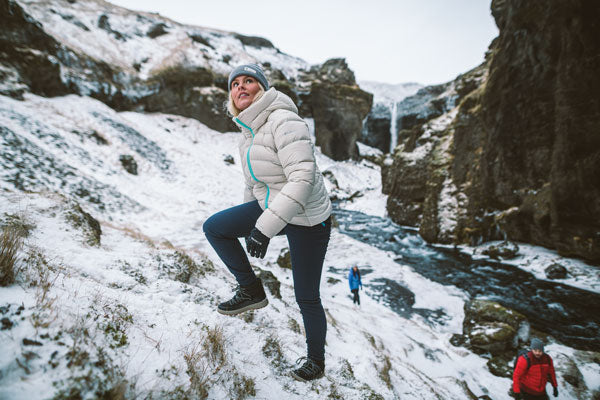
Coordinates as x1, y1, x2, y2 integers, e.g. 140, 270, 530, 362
465, 299, 527, 330
487, 353, 514, 378
64, 202, 102, 247
468, 321, 516, 353
276, 249, 291, 269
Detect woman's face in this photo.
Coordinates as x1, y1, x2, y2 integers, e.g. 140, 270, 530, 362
231, 75, 261, 111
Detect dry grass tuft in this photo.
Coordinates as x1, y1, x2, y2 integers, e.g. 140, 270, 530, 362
202, 325, 226, 368
378, 355, 393, 389
0, 226, 23, 286
262, 335, 286, 370
183, 343, 211, 399
24, 249, 60, 329
230, 371, 256, 400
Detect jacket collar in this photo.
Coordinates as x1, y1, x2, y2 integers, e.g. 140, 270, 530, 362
233, 88, 278, 135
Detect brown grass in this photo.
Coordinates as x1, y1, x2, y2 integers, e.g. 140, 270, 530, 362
183, 343, 210, 399
0, 226, 23, 286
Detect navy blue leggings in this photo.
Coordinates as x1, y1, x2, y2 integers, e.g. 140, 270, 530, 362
203, 200, 331, 361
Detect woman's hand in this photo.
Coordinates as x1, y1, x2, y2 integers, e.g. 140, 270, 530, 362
246, 228, 270, 258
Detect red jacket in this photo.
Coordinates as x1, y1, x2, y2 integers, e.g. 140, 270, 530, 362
512, 351, 558, 395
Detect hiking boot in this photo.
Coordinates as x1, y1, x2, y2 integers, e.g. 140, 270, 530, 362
217, 278, 268, 315
290, 357, 325, 382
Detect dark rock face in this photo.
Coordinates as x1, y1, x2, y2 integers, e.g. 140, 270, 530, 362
0, 1, 235, 132
302, 59, 373, 161
476, 0, 600, 262
139, 66, 236, 132
234, 34, 275, 49
361, 103, 391, 152
396, 83, 455, 133
384, 0, 600, 262
147, 23, 169, 38
0, 0, 70, 98
310, 82, 372, 160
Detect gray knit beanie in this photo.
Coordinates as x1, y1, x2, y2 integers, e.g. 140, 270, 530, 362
227, 64, 269, 91
531, 338, 544, 351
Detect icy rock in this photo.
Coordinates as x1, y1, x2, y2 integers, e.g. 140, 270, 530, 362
545, 263, 568, 279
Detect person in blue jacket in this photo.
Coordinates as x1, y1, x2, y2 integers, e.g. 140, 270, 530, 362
348, 266, 362, 305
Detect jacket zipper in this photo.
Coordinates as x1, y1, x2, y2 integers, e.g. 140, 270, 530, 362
235, 118, 270, 209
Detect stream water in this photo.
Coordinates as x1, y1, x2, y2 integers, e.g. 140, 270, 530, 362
333, 206, 600, 351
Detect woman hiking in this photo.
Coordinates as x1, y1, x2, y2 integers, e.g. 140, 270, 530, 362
203, 64, 332, 382
348, 266, 362, 305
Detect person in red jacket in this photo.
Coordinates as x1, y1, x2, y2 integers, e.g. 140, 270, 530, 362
513, 338, 559, 399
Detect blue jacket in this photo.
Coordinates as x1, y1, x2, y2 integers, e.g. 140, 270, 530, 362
348, 268, 362, 291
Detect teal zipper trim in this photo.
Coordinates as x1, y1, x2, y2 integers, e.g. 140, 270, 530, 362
235, 118, 270, 209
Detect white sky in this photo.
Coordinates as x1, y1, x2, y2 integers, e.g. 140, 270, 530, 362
106, 0, 498, 85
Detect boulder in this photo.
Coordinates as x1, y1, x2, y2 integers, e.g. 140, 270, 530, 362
119, 155, 138, 175
545, 263, 568, 280
481, 241, 520, 260
468, 321, 516, 353
256, 268, 281, 299
462, 299, 528, 355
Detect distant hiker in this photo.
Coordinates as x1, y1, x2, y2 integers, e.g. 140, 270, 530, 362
512, 338, 559, 399
203, 64, 332, 382
348, 266, 362, 305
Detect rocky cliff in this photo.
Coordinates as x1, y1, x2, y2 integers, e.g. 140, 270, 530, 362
1, 0, 370, 161
383, 0, 600, 263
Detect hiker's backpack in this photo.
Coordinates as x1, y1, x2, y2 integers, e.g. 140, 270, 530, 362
513, 349, 531, 374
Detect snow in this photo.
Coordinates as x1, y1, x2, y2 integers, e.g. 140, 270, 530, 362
459, 241, 600, 294
2, 93, 598, 399
437, 177, 459, 240
358, 81, 423, 105
1, 1, 598, 398
16, 0, 309, 84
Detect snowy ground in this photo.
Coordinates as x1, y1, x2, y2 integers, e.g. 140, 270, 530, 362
1, 93, 599, 399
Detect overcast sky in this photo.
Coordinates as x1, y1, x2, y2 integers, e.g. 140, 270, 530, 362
107, 0, 498, 85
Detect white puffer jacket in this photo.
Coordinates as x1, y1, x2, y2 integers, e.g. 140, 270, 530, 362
234, 88, 332, 238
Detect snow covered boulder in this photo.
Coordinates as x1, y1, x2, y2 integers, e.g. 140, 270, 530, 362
481, 240, 520, 260
462, 299, 528, 354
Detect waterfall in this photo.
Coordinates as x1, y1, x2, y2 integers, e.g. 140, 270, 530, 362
389, 101, 398, 153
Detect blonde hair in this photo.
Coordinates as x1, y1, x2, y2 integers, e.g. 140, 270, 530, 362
226, 84, 266, 117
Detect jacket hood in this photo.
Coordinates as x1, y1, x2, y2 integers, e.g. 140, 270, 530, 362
234, 88, 298, 134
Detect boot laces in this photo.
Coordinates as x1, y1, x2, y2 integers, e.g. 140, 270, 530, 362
295, 357, 322, 377
224, 285, 252, 305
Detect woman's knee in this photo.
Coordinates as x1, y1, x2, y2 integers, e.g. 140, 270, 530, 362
202, 213, 221, 237
295, 297, 322, 311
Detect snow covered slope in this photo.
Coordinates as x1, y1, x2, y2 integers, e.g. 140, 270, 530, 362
2, 92, 598, 399
16, 0, 308, 80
